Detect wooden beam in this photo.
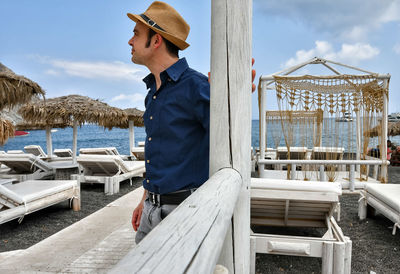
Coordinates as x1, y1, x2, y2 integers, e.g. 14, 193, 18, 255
210, 0, 252, 272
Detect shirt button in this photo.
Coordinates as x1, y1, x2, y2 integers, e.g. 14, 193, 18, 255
148, 137, 152, 141
153, 95, 156, 99
167, 78, 171, 82
147, 160, 150, 163
146, 179, 150, 183
150, 116, 153, 120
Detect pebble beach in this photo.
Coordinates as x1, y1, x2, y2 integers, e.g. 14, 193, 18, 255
1, 167, 399, 273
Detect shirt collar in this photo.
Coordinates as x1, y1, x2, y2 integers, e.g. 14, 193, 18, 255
143, 58, 188, 89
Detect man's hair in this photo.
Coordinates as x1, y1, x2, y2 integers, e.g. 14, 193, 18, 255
146, 28, 179, 58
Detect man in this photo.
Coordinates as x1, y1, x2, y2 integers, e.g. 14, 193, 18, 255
128, 1, 255, 244
128, 1, 210, 243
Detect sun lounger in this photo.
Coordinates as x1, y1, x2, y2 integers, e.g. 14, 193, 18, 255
53, 148, 73, 157
250, 178, 352, 274
7, 150, 25, 154
0, 180, 80, 224
79, 147, 130, 160
0, 178, 16, 185
359, 183, 400, 235
131, 147, 145, 160
312, 147, 345, 160
75, 155, 145, 195
277, 146, 308, 160
79, 147, 119, 156
24, 145, 47, 158
0, 153, 55, 182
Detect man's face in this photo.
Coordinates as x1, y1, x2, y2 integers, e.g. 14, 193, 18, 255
128, 22, 152, 65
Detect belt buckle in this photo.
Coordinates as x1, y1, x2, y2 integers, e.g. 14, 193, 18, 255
150, 192, 159, 206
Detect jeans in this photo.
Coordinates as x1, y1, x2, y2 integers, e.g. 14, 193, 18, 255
135, 198, 177, 244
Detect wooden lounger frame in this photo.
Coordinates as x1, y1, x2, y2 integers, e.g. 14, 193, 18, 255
250, 179, 352, 274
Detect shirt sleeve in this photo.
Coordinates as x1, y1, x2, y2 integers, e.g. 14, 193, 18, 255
193, 77, 210, 131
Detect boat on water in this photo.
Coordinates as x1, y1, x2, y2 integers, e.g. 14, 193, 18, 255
14, 130, 29, 136
388, 113, 400, 122
336, 112, 353, 122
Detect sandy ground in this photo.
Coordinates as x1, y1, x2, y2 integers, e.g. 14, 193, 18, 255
1, 169, 400, 273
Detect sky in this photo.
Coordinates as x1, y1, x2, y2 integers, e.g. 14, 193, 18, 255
1, 0, 399, 119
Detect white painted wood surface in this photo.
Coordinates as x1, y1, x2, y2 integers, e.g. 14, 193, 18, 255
110, 168, 242, 273
129, 120, 135, 156
209, 0, 252, 272
45, 126, 53, 157
72, 120, 78, 164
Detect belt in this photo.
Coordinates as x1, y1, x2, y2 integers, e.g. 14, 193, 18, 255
148, 189, 196, 207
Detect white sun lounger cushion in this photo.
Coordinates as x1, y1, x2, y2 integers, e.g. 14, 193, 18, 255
251, 178, 342, 195
0, 180, 77, 204
366, 184, 400, 212
313, 147, 344, 153
79, 147, 119, 156
78, 155, 144, 174
53, 148, 73, 157
24, 145, 47, 157
277, 147, 307, 152
0, 153, 54, 172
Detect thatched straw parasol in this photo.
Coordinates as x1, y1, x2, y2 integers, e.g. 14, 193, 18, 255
0, 118, 15, 146
0, 62, 45, 110
19, 95, 127, 161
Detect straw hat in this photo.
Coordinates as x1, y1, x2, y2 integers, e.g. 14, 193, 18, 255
127, 1, 190, 50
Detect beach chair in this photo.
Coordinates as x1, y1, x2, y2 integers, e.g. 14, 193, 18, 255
0, 153, 55, 182
79, 147, 119, 156
0, 179, 80, 224
79, 147, 130, 160
277, 146, 308, 160
131, 147, 145, 160
24, 145, 47, 158
53, 148, 73, 157
250, 178, 352, 274
7, 150, 25, 154
76, 155, 145, 195
312, 147, 345, 160
359, 183, 400, 235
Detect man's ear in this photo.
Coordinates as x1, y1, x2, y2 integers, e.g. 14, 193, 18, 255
153, 33, 163, 49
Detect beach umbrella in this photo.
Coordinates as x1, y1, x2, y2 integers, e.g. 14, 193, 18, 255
0, 118, 15, 146
0, 62, 45, 110
19, 94, 127, 162
0, 62, 45, 144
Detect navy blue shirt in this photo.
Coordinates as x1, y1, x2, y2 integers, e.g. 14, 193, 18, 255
142, 58, 210, 194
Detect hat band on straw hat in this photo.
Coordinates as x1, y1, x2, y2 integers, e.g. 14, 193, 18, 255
139, 14, 165, 32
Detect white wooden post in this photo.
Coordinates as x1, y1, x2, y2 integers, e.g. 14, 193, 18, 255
210, 0, 252, 272
45, 126, 53, 158
355, 109, 361, 172
381, 78, 389, 183
72, 120, 78, 164
319, 165, 325, 182
129, 120, 135, 156
349, 164, 355, 192
259, 83, 266, 178
290, 164, 296, 180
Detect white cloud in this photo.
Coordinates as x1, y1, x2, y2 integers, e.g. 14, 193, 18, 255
284, 41, 380, 68
255, 0, 400, 41
394, 43, 400, 55
111, 93, 145, 105
31, 55, 145, 82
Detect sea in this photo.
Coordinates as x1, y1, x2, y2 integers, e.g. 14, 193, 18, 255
1, 120, 399, 154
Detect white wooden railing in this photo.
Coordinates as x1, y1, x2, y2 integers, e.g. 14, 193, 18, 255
258, 159, 389, 191
110, 168, 242, 273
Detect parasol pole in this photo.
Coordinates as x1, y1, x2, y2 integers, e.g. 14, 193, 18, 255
72, 120, 78, 163
45, 126, 53, 158
129, 120, 135, 156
